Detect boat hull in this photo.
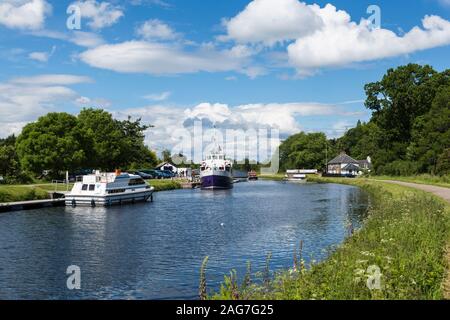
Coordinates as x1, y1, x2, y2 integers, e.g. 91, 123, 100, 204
201, 174, 233, 190
65, 189, 154, 207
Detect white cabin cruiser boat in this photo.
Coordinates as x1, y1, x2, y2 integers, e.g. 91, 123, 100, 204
65, 171, 155, 207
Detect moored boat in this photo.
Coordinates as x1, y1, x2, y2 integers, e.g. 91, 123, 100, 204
200, 149, 233, 190
248, 170, 258, 181
65, 170, 155, 207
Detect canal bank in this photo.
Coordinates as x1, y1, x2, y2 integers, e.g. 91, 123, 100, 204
0, 180, 183, 212
211, 176, 450, 300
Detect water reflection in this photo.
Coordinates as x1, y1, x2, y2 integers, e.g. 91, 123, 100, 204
0, 180, 369, 300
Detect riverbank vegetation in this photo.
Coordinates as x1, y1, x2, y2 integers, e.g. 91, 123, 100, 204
277, 64, 449, 177
208, 177, 450, 300
0, 185, 50, 203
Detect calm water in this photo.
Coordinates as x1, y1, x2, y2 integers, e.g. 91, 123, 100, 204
0, 181, 369, 300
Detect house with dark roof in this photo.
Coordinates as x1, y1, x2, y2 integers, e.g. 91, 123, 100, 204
327, 152, 372, 177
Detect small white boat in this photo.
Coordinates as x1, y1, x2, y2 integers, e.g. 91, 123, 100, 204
65, 171, 155, 207
284, 173, 307, 183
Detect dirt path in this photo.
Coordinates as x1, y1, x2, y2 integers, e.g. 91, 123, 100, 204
375, 180, 450, 299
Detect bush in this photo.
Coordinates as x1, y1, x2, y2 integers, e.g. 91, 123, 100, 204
380, 160, 420, 176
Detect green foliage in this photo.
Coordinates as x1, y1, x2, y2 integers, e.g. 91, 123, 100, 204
408, 86, 450, 174
361, 64, 450, 174
211, 178, 450, 300
13, 108, 156, 178
16, 113, 86, 178
377, 160, 420, 176
199, 256, 209, 300
77, 108, 154, 171
279, 132, 328, 170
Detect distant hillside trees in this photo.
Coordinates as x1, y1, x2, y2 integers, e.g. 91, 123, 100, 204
14, 108, 157, 178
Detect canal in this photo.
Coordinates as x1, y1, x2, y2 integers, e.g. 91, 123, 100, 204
0, 180, 369, 299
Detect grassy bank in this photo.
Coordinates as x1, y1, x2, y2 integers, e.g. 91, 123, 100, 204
372, 175, 450, 188
0, 185, 50, 203
151, 179, 182, 192
210, 177, 450, 300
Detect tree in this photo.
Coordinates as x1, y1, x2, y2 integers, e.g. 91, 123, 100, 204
364, 64, 449, 163
16, 113, 86, 177
279, 132, 328, 170
408, 85, 450, 173
76, 108, 152, 170
161, 149, 172, 163
0, 135, 20, 179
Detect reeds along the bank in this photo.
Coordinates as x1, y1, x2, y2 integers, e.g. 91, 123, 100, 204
199, 256, 209, 300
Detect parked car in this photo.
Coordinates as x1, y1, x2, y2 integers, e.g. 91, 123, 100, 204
134, 171, 154, 180
161, 170, 176, 178
140, 169, 164, 179
155, 170, 172, 179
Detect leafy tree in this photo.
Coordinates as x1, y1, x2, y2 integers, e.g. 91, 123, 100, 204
408, 85, 450, 173
16, 113, 86, 177
279, 132, 327, 170
365, 64, 449, 164
0, 135, 19, 178
161, 149, 172, 163
76, 108, 152, 170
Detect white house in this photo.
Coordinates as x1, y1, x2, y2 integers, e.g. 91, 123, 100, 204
327, 152, 372, 176
155, 162, 178, 173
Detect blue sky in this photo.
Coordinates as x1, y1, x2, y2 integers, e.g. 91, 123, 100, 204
0, 0, 449, 154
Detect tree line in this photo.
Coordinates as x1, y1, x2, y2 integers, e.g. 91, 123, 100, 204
0, 108, 157, 183
278, 64, 450, 176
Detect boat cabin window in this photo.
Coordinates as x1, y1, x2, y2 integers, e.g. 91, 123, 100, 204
129, 178, 146, 186
89, 185, 95, 191
82, 184, 88, 191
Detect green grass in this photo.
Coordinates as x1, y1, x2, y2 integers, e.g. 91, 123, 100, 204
209, 177, 450, 300
259, 173, 286, 181
149, 179, 182, 192
0, 185, 50, 203
372, 175, 450, 188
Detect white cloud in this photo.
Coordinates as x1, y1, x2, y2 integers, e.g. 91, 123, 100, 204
136, 19, 179, 40
30, 29, 105, 48
79, 41, 245, 75
72, 0, 123, 30
10, 74, 92, 85
115, 101, 352, 154
0, 0, 51, 30
28, 46, 55, 62
220, 0, 322, 46
0, 74, 93, 137
288, 4, 450, 74
143, 91, 172, 101
130, 0, 172, 8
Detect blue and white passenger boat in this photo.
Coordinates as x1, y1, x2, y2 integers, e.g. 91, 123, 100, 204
200, 148, 233, 190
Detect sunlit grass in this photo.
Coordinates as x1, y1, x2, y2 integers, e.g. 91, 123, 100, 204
373, 175, 450, 188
